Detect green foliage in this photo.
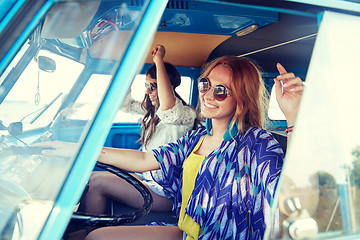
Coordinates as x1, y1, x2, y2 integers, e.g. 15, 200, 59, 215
317, 171, 337, 188
350, 146, 360, 188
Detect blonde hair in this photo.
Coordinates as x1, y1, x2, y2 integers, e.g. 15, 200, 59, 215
200, 56, 268, 134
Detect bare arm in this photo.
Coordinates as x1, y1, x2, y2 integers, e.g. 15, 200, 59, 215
38, 141, 160, 173
152, 45, 176, 111
99, 147, 159, 172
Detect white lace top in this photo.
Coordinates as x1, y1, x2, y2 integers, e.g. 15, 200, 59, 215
142, 97, 197, 151
121, 91, 197, 149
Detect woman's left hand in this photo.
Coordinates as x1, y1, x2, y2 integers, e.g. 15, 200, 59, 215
152, 45, 166, 64
274, 63, 304, 126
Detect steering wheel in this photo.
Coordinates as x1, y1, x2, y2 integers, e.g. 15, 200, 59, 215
70, 162, 153, 227
0, 136, 154, 226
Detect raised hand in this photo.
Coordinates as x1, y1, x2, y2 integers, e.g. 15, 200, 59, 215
274, 63, 304, 127
151, 44, 166, 65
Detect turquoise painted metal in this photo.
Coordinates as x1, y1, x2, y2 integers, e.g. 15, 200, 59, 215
0, 0, 54, 75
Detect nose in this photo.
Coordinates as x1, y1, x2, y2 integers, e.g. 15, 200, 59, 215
203, 88, 214, 101
145, 88, 151, 94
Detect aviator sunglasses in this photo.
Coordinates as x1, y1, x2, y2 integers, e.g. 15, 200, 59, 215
198, 77, 231, 101
145, 82, 157, 92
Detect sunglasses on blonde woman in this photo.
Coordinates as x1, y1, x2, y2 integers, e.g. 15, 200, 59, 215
198, 77, 231, 101
145, 82, 157, 92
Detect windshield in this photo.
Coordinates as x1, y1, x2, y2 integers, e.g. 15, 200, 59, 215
0, 1, 148, 239
0, 49, 84, 132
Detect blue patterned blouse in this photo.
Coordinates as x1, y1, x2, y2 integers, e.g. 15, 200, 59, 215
150, 126, 284, 240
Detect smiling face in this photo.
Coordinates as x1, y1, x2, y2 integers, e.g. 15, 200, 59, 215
199, 64, 237, 124
145, 75, 158, 107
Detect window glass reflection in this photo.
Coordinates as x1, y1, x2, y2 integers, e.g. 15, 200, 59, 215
272, 11, 360, 239
0, 1, 146, 239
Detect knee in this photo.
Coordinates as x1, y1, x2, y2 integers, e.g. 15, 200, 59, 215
88, 172, 108, 192
85, 227, 111, 240
84, 229, 99, 240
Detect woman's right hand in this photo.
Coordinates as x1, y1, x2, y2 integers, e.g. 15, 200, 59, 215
32, 141, 77, 157
274, 63, 304, 127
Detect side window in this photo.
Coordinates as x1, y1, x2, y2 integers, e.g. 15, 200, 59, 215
70, 74, 112, 120
113, 74, 192, 123
271, 11, 360, 239
268, 84, 285, 121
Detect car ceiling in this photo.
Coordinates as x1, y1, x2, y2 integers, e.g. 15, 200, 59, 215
208, 11, 318, 74
40, 0, 358, 75
145, 0, 359, 74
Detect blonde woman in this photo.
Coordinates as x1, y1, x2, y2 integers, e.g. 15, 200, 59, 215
81, 45, 199, 215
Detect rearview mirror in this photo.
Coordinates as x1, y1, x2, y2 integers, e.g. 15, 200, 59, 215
38, 56, 56, 72
8, 122, 23, 136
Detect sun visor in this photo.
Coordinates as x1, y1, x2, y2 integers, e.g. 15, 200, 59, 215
144, 32, 230, 67
41, 1, 100, 39
88, 30, 130, 60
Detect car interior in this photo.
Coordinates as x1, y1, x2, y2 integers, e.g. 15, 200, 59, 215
1, 1, 360, 239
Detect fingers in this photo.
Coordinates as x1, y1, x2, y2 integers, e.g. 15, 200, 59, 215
151, 45, 165, 59
274, 65, 304, 98
282, 78, 303, 93
274, 63, 287, 97
32, 141, 76, 157
274, 78, 284, 97
281, 76, 302, 87
31, 142, 57, 156
286, 85, 304, 93
276, 72, 295, 81
275, 63, 303, 89
151, 46, 159, 56
276, 63, 297, 81
276, 63, 287, 75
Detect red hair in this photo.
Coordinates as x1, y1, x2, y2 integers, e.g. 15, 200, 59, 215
200, 56, 268, 134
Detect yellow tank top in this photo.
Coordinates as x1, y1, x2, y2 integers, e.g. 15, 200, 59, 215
178, 136, 206, 240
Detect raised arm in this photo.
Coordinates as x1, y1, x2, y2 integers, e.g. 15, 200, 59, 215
274, 63, 304, 142
152, 45, 176, 111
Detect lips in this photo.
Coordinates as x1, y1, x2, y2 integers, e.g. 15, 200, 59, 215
203, 101, 218, 109
149, 94, 157, 101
